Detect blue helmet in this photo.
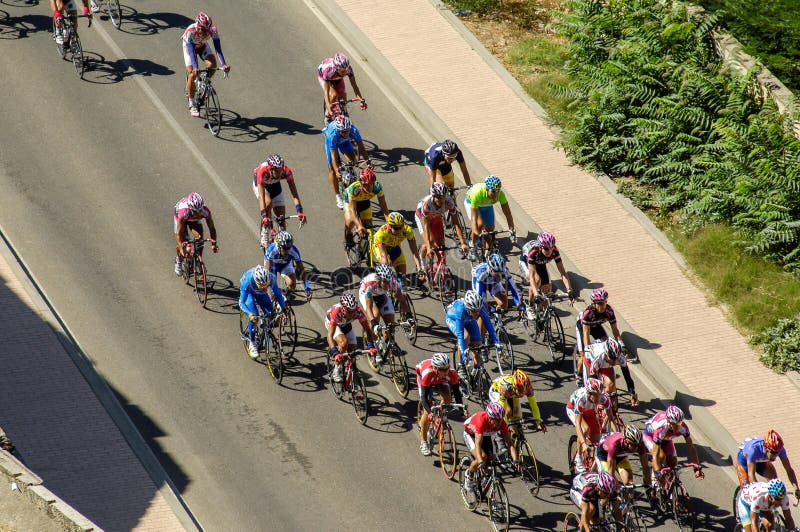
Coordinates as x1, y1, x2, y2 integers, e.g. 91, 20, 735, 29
487, 253, 505, 272
485, 175, 501, 191
768, 479, 786, 499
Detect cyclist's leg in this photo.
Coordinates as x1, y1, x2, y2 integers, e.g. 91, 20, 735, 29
203, 51, 218, 76
379, 294, 395, 330
478, 205, 495, 249
419, 386, 435, 443
388, 247, 405, 276
240, 294, 259, 342
759, 461, 777, 480
616, 458, 634, 485
280, 262, 297, 291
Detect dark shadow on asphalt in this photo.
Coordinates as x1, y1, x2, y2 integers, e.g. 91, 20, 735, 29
113, 8, 193, 36
360, 140, 425, 174
217, 112, 319, 143
0, 10, 49, 38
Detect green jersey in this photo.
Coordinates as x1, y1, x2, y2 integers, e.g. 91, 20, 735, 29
466, 183, 507, 207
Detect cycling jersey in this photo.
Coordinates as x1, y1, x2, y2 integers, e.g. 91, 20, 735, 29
424, 142, 464, 176
465, 183, 508, 208
445, 299, 498, 356
416, 194, 457, 220
488, 374, 542, 422
181, 23, 226, 70
523, 240, 562, 265
596, 432, 646, 463
644, 411, 690, 443
739, 482, 791, 515
567, 387, 611, 417
174, 197, 212, 224
344, 180, 384, 204
324, 303, 368, 331
571, 472, 617, 506
739, 437, 789, 466
464, 411, 509, 437
263, 243, 302, 275
323, 122, 363, 162
471, 263, 521, 305
317, 58, 354, 82
252, 163, 295, 198
359, 272, 398, 300
416, 359, 459, 388
584, 340, 629, 374
373, 223, 414, 250
238, 267, 286, 317
579, 304, 617, 328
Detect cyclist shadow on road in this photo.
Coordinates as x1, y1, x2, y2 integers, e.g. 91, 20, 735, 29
203, 274, 241, 315
80, 56, 174, 84
361, 141, 425, 175
112, 9, 193, 36
217, 113, 319, 143
358, 383, 417, 434
0, 10, 49, 38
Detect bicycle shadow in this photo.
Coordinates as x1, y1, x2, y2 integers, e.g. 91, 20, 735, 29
0, 0, 40, 6
275, 347, 328, 394
359, 387, 415, 434
203, 275, 240, 315
360, 141, 425, 174
112, 8, 193, 36
0, 10, 49, 38
217, 112, 319, 143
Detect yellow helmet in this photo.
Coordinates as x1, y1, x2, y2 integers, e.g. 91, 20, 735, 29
387, 212, 405, 227
513, 369, 532, 395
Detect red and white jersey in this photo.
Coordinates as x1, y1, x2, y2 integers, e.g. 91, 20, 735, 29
174, 196, 211, 223
742, 482, 791, 513
464, 411, 509, 437
359, 273, 398, 299
415, 359, 459, 388
567, 387, 611, 416
585, 340, 628, 374
181, 23, 220, 48
644, 411, 690, 443
253, 163, 295, 188
415, 194, 456, 220
324, 304, 368, 330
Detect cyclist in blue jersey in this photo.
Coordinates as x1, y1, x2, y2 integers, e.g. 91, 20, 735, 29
446, 290, 501, 382
239, 265, 287, 360
471, 253, 523, 312
323, 115, 371, 209
263, 231, 312, 302
424, 139, 472, 189
736, 430, 800, 502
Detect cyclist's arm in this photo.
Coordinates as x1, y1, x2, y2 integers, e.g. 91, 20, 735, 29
376, 242, 391, 265
575, 412, 589, 445
205, 214, 218, 241
211, 36, 227, 68
238, 285, 249, 316
619, 365, 636, 397
256, 181, 272, 214
452, 314, 468, 357
451, 382, 464, 406
355, 140, 370, 164
377, 195, 390, 221
271, 278, 287, 310
499, 202, 515, 234
419, 385, 434, 415
175, 219, 188, 248
330, 146, 343, 172
407, 237, 422, 270
480, 305, 499, 345
425, 165, 436, 186
526, 263, 539, 301
555, 259, 573, 292
582, 323, 592, 351
420, 216, 433, 248
746, 460, 758, 484
326, 323, 337, 349
474, 433, 488, 463
506, 274, 522, 306
348, 73, 364, 100
393, 286, 411, 315
685, 435, 701, 469
458, 160, 473, 186
286, 179, 303, 211
639, 451, 652, 485
524, 394, 543, 425
610, 321, 622, 340
779, 456, 800, 493
362, 294, 378, 323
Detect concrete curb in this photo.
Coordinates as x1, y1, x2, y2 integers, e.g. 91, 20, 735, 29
0, 450, 101, 532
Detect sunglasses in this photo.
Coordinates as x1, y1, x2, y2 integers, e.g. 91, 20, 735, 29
542, 246, 553, 252
766, 449, 779, 455
389, 225, 404, 231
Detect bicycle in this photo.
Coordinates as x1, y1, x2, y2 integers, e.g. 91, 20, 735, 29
363, 322, 410, 397
259, 214, 304, 250
567, 436, 596, 476
506, 420, 541, 496
562, 507, 624, 531
733, 505, 797, 531
326, 348, 369, 425
273, 305, 298, 361
451, 345, 492, 407
337, 158, 370, 200
53, 14, 90, 79
324, 96, 365, 125
458, 457, 511, 531
344, 225, 374, 269
179, 235, 212, 307
470, 229, 512, 265
522, 292, 569, 363
192, 69, 226, 136
391, 275, 418, 345
444, 185, 471, 245
417, 401, 465, 480
652, 463, 702, 531
238, 311, 284, 383
618, 483, 649, 532
89, 0, 121, 29
424, 246, 459, 312
483, 303, 516, 373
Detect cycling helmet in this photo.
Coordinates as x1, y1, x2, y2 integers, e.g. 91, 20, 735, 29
332, 52, 350, 70
591, 288, 609, 303
665, 404, 684, 424
441, 139, 458, 157
484, 175, 502, 192
195, 12, 212, 30
605, 337, 623, 360
597, 472, 617, 494
253, 265, 270, 286
267, 154, 284, 168
340, 293, 357, 310
275, 231, 293, 249
359, 167, 376, 185
768, 479, 787, 499
333, 115, 351, 132
486, 402, 505, 420
487, 253, 505, 272
463, 290, 483, 311
430, 182, 447, 197
538, 231, 556, 249
585, 378, 604, 395
375, 263, 395, 282
387, 212, 405, 228
764, 430, 784, 452
431, 352, 450, 369
512, 369, 532, 395
624, 425, 642, 445
187, 192, 204, 212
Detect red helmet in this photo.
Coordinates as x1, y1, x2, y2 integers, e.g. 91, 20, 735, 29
764, 430, 784, 452
360, 167, 376, 185
196, 12, 212, 30
591, 289, 608, 303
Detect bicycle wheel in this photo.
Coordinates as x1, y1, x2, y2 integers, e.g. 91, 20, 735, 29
572, 344, 582, 383
70, 31, 84, 78
474, 368, 490, 408
438, 422, 458, 480
672, 483, 696, 531
453, 209, 470, 243
497, 328, 515, 373
458, 456, 478, 511
486, 479, 510, 532
345, 234, 363, 269
53, 19, 66, 58
350, 370, 369, 425
545, 311, 566, 362
388, 343, 409, 397
563, 512, 581, 532
326, 352, 344, 398
193, 255, 207, 307
624, 505, 648, 532
281, 305, 298, 359
438, 267, 458, 311
400, 293, 417, 345
731, 485, 741, 521
266, 332, 284, 383
203, 85, 222, 136
567, 435, 578, 475
106, 0, 121, 28
454, 346, 473, 398
517, 438, 540, 497
238, 311, 253, 358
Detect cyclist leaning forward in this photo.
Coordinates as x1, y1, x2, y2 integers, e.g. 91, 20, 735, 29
182, 12, 230, 118
567, 378, 616, 473
325, 293, 377, 382
371, 212, 423, 281
173, 192, 218, 276
415, 182, 469, 268
446, 290, 502, 385
644, 405, 705, 486
424, 139, 472, 189
581, 336, 639, 407
488, 369, 546, 434
324, 115, 371, 210
464, 175, 517, 260
343, 167, 389, 247
576, 288, 625, 373
737, 479, 797, 532
595, 425, 652, 488
461, 403, 519, 495
239, 265, 286, 360
252, 154, 307, 247
359, 264, 411, 363
416, 352, 466, 456
569, 471, 623, 532
263, 231, 312, 302
736, 430, 800, 503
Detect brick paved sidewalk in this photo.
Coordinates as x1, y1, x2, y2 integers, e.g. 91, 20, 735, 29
0, 237, 186, 531
333, 0, 800, 466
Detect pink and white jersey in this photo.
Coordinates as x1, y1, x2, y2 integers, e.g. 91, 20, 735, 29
416, 194, 456, 220
181, 23, 220, 48
742, 482, 791, 512
359, 273, 398, 299
317, 58, 354, 81
586, 340, 628, 373
644, 411, 690, 443
567, 387, 611, 416
174, 197, 211, 223
324, 304, 368, 330
253, 163, 295, 187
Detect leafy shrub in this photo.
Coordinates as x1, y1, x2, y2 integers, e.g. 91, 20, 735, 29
753, 315, 800, 373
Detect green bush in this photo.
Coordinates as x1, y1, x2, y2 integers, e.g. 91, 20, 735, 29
442, 0, 501, 16
754, 315, 800, 373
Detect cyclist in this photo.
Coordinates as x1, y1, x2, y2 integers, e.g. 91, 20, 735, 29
317, 52, 367, 121
566, 378, 615, 473
736, 479, 797, 532
343, 167, 389, 246
263, 231, 312, 302
446, 290, 501, 383
595, 426, 652, 488
182, 12, 231, 118
518, 231, 576, 309
488, 369, 546, 435
325, 293, 377, 382
568, 471, 623, 532
371, 212, 423, 279
462, 402, 519, 492
737, 430, 800, 502
581, 337, 639, 406
424, 139, 472, 189
471, 253, 523, 313
239, 265, 286, 360
464, 175, 517, 260
359, 264, 411, 362
576, 288, 624, 356
252, 154, 307, 247
644, 405, 705, 487
415, 182, 469, 268
173, 192, 218, 276
323, 115, 371, 209
51, 0, 91, 45
416, 352, 466, 456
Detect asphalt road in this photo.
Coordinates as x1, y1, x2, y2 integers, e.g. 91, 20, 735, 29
0, 0, 740, 529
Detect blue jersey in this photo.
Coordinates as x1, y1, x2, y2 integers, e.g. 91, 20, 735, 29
738, 438, 788, 467
264, 243, 302, 272
445, 299, 498, 355
471, 263, 521, 305
239, 267, 286, 316
323, 122, 363, 154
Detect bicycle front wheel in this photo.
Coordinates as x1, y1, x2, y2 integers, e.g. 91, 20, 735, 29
437, 267, 458, 312
350, 370, 369, 425
106, 0, 121, 28
70, 31, 84, 78
266, 332, 284, 383
545, 310, 566, 363
193, 256, 207, 307
204, 85, 222, 136
281, 305, 298, 359
624, 505, 648, 532
517, 439, 540, 497
438, 422, 458, 480
497, 328, 515, 373
388, 344, 409, 397
486, 479, 510, 532
567, 435, 578, 476
458, 456, 478, 511
563, 512, 581, 532
400, 293, 417, 345
474, 369, 490, 408
672, 483, 696, 531
326, 352, 344, 399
